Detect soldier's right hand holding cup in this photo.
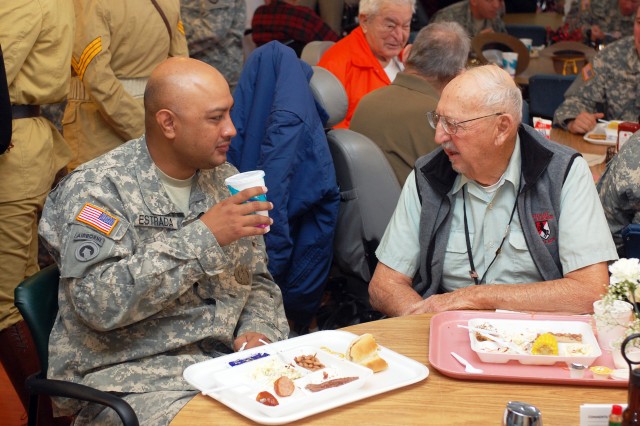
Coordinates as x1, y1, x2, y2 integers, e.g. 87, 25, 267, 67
200, 185, 273, 246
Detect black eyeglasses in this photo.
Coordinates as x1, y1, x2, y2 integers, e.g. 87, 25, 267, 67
426, 111, 504, 135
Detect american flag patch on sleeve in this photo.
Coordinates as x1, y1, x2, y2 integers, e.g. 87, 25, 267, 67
76, 203, 119, 235
582, 63, 594, 81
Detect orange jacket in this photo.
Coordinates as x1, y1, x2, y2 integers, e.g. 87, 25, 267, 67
318, 26, 391, 129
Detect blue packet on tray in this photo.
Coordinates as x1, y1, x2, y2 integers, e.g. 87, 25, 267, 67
228, 352, 270, 367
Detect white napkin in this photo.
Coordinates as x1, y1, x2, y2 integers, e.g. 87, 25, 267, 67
583, 152, 607, 166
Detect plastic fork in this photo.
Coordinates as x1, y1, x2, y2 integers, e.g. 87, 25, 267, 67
450, 351, 484, 374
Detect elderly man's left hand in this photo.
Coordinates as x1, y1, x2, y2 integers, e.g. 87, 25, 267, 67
406, 287, 480, 314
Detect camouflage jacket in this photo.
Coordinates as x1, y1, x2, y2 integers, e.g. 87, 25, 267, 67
598, 131, 640, 254
39, 136, 289, 416
577, 0, 635, 39
431, 0, 506, 37
553, 36, 640, 127
181, 0, 245, 90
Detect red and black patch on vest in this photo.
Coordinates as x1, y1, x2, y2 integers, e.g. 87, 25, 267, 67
532, 212, 556, 244
536, 220, 551, 240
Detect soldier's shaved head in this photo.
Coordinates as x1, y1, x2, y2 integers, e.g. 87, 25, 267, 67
144, 57, 229, 127
143, 57, 236, 179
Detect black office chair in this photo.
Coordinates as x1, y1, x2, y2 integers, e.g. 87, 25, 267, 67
506, 24, 548, 46
310, 66, 398, 328
14, 265, 139, 426
528, 74, 576, 120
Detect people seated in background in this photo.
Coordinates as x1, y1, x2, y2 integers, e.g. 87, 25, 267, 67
575, 0, 638, 46
63, 0, 188, 170
554, 4, 640, 134
431, 0, 506, 37
181, 0, 245, 91
368, 65, 618, 317
251, 0, 340, 52
598, 131, 640, 256
318, 0, 415, 129
39, 58, 289, 425
565, 0, 585, 31
350, 22, 470, 185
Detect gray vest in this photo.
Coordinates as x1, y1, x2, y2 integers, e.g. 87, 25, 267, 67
413, 124, 581, 297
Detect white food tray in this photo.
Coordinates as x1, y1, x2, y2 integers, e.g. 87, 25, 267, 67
583, 121, 621, 146
183, 330, 429, 425
467, 318, 602, 366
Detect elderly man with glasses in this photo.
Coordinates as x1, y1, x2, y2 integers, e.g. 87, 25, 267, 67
318, 0, 415, 129
368, 64, 618, 317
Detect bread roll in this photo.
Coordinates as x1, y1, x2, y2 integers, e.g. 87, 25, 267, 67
346, 333, 388, 373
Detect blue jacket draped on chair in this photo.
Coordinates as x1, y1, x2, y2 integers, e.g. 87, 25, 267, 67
228, 41, 340, 328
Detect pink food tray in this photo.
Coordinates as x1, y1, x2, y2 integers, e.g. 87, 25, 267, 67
429, 310, 627, 388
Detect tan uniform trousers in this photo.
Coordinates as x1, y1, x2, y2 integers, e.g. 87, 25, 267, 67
0, 118, 71, 330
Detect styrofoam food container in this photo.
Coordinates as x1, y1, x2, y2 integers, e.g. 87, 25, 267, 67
467, 318, 602, 366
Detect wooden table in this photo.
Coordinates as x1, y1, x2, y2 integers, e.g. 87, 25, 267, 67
515, 55, 555, 86
551, 127, 608, 180
504, 12, 564, 30
171, 313, 627, 425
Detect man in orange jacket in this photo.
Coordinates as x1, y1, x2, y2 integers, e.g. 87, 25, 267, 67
318, 0, 415, 128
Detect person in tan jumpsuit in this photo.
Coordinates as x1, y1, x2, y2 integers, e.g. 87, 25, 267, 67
64, 0, 189, 170
0, 0, 75, 415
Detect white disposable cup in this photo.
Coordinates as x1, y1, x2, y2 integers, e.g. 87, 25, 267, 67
482, 49, 503, 66
519, 38, 533, 52
610, 340, 640, 369
593, 299, 633, 352
502, 52, 519, 77
225, 170, 270, 232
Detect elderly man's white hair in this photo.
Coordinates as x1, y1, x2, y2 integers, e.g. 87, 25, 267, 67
359, 0, 416, 15
463, 65, 523, 125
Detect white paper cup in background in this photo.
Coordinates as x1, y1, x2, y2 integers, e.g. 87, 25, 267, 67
482, 49, 503, 67
593, 299, 633, 352
611, 340, 640, 370
519, 38, 533, 52
225, 170, 270, 232
502, 52, 518, 77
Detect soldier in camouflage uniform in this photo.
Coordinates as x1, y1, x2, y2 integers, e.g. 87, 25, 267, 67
576, 0, 638, 44
598, 130, 640, 255
39, 57, 289, 425
181, 0, 245, 91
553, 7, 640, 135
431, 0, 506, 37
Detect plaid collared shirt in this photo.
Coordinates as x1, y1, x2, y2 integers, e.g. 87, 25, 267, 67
251, 0, 339, 46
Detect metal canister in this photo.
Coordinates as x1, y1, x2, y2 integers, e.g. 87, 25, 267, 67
503, 401, 543, 426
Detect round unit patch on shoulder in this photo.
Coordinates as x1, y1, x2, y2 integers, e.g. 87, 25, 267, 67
75, 241, 100, 262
